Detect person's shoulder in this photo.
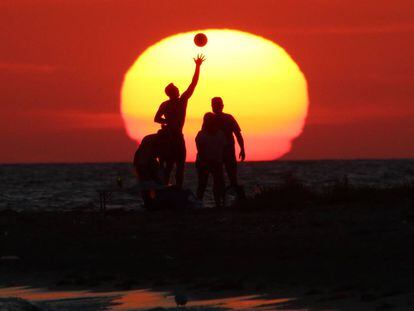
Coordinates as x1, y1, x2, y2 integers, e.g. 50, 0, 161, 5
221, 112, 232, 118
178, 95, 189, 104
148, 133, 158, 139
141, 134, 157, 144
141, 135, 151, 142
161, 99, 171, 106
222, 113, 236, 121
223, 113, 241, 131
158, 101, 169, 110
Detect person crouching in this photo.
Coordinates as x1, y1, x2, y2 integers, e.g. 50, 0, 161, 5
195, 113, 226, 208
133, 133, 164, 209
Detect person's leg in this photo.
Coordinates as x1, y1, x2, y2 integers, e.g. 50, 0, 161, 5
161, 133, 180, 185
196, 161, 209, 200
176, 160, 185, 187
224, 145, 238, 187
163, 160, 174, 185
149, 159, 162, 184
175, 136, 186, 188
212, 162, 225, 207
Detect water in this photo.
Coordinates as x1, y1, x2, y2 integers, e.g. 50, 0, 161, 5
0, 160, 413, 211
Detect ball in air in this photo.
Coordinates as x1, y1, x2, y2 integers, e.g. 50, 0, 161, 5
194, 33, 208, 47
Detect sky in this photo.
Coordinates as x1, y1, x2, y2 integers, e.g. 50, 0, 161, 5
1, 0, 413, 163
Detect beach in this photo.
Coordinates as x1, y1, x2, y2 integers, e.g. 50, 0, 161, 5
1, 181, 414, 310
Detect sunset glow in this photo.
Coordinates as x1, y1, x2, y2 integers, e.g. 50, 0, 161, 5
121, 29, 309, 161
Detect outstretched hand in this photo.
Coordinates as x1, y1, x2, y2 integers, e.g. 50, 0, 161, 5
194, 54, 206, 66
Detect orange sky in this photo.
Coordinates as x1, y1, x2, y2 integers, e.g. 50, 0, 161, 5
1, 0, 413, 163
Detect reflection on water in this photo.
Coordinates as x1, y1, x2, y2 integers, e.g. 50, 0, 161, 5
0, 286, 292, 310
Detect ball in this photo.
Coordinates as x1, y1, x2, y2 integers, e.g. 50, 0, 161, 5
194, 33, 208, 47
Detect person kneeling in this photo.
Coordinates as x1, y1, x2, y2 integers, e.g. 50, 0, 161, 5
195, 113, 226, 208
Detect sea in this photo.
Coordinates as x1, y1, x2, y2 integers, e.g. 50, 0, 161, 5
0, 160, 413, 211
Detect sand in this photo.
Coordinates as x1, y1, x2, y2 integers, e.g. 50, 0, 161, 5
1, 190, 414, 310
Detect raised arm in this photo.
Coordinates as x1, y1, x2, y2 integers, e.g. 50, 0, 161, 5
181, 54, 206, 100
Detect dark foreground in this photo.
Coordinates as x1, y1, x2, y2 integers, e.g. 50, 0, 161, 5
1, 184, 414, 310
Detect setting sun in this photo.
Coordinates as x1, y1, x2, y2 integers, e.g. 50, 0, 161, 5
121, 29, 309, 161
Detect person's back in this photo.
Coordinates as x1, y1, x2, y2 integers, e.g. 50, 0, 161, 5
195, 113, 226, 208
195, 129, 226, 163
213, 112, 240, 145
157, 97, 187, 135
210, 97, 245, 189
134, 134, 157, 167
133, 134, 161, 183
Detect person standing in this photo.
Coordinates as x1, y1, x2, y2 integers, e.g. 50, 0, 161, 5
154, 54, 206, 187
210, 97, 245, 189
195, 113, 226, 208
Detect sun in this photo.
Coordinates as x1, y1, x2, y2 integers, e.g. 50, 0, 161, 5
121, 29, 308, 161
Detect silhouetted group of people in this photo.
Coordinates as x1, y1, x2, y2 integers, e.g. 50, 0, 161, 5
134, 54, 245, 208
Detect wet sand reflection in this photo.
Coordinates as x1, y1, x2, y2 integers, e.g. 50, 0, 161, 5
0, 286, 292, 310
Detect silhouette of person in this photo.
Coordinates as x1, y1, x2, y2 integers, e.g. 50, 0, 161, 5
210, 97, 245, 188
134, 131, 196, 210
195, 113, 226, 207
133, 134, 162, 183
154, 54, 206, 187
133, 133, 164, 208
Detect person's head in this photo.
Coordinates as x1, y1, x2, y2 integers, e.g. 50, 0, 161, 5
165, 83, 180, 99
202, 112, 218, 133
211, 97, 224, 114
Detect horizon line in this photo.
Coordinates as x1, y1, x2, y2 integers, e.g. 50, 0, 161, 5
1, 158, 414, 166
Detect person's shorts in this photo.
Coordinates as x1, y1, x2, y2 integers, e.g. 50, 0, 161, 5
158, 129, 186, 162
170, 134, 186, 161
